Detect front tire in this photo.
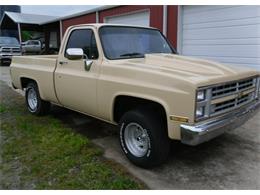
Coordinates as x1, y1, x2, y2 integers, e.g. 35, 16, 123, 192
119, 108, 170, 168
25, 82, 50, 115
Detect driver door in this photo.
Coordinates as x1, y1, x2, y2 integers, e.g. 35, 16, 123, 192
54, 27, 100, 116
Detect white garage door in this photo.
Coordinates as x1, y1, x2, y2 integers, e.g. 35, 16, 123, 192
180, 5, 260, 70
104, 11, 150, 27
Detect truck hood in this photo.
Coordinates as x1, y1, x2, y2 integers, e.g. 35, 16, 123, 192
121, 53, 259, 86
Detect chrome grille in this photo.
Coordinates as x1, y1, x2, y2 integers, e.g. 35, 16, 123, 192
211, 93, 255, 115
237, 94, 250, 105
212, 78, 254, 99
196, 76, 258, 120
2, 48, 11, 53
213, 99, 236, 113
12, 48, 21, 53
1, 47, 21, 53
239, 79, 254, 90
212, 83, 237, 98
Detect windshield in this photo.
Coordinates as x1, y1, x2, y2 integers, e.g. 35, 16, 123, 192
0, 37, 19, 45
99, 26, 174, 60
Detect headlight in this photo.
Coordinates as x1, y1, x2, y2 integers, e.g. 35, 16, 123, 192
195, 89, 209, 120
197, 90, 205, 101
196, 106, 205, 118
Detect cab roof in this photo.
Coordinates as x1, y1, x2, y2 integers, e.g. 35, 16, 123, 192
68, 23, 157, 30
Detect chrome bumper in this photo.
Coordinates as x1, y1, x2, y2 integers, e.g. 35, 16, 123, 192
0, 53, 21, 59
181, 100, 260, 146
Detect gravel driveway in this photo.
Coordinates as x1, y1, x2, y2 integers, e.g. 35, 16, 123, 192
1, 66, 259, 189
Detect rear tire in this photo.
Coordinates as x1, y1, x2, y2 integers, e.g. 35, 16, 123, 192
25, 82, 50, 115
119, 108, 170, 168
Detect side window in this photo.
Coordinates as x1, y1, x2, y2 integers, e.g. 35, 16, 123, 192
65, 29, 99, 60
32, 41, 39, 45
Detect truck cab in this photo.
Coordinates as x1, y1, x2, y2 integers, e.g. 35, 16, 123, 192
21, 40, 42, 54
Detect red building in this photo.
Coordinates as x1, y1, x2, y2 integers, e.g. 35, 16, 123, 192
58, 5, 260, 71
1, 5, 258, 69
60, 5, 178, 48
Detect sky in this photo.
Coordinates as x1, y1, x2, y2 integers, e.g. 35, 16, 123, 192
21, 5, 100, 17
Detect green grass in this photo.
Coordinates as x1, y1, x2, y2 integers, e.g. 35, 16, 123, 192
0, 84, 144, 189
0, 104, 6, 113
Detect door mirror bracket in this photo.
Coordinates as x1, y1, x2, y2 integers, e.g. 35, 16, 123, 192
83, 54, 93, 71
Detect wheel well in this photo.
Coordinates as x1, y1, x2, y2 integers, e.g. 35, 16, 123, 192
20, 77, 36, 89
113, 96, 167, 125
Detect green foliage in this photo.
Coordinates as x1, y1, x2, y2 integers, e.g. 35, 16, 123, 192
0, 104, 6, 113
21, 31, 32, 41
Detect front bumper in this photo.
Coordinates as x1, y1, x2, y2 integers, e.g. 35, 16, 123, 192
181, 99, 260, 146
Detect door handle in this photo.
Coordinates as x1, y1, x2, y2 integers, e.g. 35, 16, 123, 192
59, 61, 68, 65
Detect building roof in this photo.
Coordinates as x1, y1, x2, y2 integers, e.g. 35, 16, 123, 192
0, 5, 118, 27
1, 11, 58, 25
41, 5, 118, 24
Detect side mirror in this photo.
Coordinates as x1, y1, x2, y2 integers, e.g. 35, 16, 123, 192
66, 48, 84, 60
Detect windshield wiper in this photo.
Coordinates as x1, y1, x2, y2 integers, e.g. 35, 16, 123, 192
120, 52, 145, 58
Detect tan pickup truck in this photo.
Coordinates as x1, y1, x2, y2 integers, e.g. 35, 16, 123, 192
10, 24, 260, 168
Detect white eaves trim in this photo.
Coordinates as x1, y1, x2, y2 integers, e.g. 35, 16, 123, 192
41, 5, 118, 24
1, 11, 57, 25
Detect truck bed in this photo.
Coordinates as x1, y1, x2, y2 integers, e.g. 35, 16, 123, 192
10, 55, 59, 104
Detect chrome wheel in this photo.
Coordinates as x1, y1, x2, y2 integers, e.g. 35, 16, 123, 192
27, 87, 38, 111
124, 122, 150, 157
